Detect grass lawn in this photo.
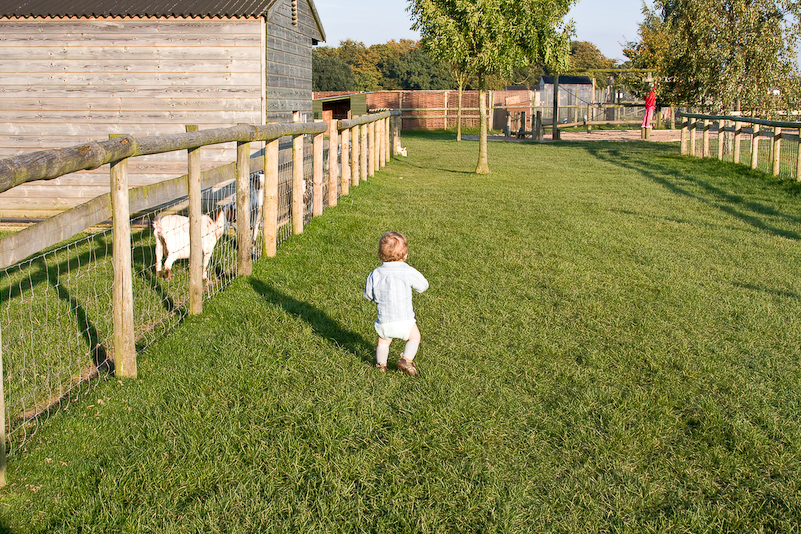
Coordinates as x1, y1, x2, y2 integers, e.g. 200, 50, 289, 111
2, 132, 801, 532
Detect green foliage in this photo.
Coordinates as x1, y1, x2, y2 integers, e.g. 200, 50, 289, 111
313, 39, 457, 91
312, 37, 618, 93
569, 41, 616, 71
409, 0, 576, 84
623, 0, 801, 112
336, 39, 384, 91
312, 52, 355, 91
5, 134, 801, 532
407, 0, 577, 173
385, 47, 456, 90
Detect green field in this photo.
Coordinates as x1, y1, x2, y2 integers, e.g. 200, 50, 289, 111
2, 132, 801, 532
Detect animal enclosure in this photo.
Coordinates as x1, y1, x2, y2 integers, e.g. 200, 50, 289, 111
679, 111, 801, 181
0, 111, 401, 485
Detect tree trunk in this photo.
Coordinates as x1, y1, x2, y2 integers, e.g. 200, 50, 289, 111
552, 75, 560, 141
457, 78, 464, 142
476, 88, 490, 174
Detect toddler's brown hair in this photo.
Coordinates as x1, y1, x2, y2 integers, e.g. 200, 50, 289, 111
378, 231, 408, 262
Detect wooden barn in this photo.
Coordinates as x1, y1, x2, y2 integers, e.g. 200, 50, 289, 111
0, 0, 326, 219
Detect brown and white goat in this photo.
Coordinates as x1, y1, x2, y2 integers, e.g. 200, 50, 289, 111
153, 210, 226, 282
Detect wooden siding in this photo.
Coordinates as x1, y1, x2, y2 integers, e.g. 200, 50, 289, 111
0, 17, 264, 219
265, 0, 315, 123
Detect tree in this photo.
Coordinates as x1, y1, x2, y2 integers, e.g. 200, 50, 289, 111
569, 41, 616, 72
409, 0, 576, 174
387, 47, 456, 90
370, 40, 456, 90
337, 39, 384, 90
312, 51, 356, 91
372, 40, 417, 89
624, 0, 801, 114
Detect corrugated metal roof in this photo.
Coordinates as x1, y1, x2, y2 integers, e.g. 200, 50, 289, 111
0, 0, 278, 18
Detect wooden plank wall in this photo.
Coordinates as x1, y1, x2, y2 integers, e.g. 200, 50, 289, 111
0, 17, 264, 219
265, 0, 317, 123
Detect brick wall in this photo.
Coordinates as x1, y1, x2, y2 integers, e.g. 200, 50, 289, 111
314, 90, 487, 130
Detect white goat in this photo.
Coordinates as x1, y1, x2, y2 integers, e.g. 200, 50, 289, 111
153, 210, 226, 282
223, 171, 265, 244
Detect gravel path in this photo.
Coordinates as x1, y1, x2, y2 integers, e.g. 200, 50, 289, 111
463, 129, 682, 143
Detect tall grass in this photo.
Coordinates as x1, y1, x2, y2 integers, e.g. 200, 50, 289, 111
2, 132, 801, 532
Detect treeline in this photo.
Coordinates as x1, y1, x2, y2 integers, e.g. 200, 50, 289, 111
313, 39, 619, 92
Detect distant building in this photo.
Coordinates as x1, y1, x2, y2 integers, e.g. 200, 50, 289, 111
538, 76, 594, 108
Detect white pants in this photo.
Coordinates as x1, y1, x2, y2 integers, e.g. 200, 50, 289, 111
374, 320, 416, 341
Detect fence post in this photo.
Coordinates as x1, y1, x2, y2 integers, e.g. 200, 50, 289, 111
313, 125, 324, 217
772, 126, 782, 177
797, 128, 801, 181
360, 123, 368, 182
327, 119, 338, 207
535, 111, 543, 141
680, 116, 688, 155
690, 118, 697, 156
352, 125, 360, 187
734, 121, 742, 165
263, 139, 279, 257
751, 124, 760, 170
110, 136, 137, 377
368, 120, 375, 177
340, 126, 350, 196
378, 118, 384, 168
703, 119, 710, 157
236, 138, 252, 276
384, 117, 391, 163
186, 125, 203, 315
379, 119, 386, 169
292, 133, 304, 235
717, 120, 725, 161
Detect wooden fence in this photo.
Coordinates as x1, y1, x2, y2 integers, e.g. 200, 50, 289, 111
679, 111, 801, 180
0, 110, 402, 486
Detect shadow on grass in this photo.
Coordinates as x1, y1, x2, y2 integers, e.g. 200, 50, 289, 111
400, 159, 475, 176
582, 142, 801, 241
732, 281, 801, 301
249, 278, 374, 365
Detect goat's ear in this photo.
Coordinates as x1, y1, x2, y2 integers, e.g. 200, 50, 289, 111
217, 210, 226, 224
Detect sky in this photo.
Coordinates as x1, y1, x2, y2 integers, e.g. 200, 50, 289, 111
314, 0, 654, 63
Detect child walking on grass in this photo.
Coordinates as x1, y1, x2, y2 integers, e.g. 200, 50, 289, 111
364, 232, 429, 376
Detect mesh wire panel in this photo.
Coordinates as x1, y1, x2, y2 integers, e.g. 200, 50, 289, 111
1, 231, 114, 451
1, 171, 266, 454
684, 119, 801, 182
780, 136, 800, 180
278, 149, 293, 247
0, 122, 380, 457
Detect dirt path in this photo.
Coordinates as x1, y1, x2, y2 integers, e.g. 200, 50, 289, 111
463, 129, 682, 143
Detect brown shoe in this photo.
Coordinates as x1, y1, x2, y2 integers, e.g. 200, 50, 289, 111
375, 363, 387, 372
397, 357, 418, 377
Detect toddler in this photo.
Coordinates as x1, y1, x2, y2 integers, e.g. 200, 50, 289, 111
364, 232, 429, 376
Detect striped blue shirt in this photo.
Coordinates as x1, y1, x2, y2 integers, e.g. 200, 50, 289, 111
364, 261, 429, 324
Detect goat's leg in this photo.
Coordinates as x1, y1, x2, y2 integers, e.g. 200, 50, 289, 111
155, 234, 164, 277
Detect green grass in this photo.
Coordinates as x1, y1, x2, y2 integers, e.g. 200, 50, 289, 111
2, 132, 801, 532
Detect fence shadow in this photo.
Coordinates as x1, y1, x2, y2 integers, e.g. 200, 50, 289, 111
581, 142, 801, 241
248, 278, 373, 365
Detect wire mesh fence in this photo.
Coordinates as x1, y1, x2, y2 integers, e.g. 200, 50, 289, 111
1, 231, 114, 450
0, 136, 350, 456
0, 114, 395, 466
681, 113, 801, 181
0, 177, 254, 454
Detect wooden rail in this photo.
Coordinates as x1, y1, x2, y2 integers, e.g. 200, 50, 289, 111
678, 111, 801, 180
0, 110, 400, 486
